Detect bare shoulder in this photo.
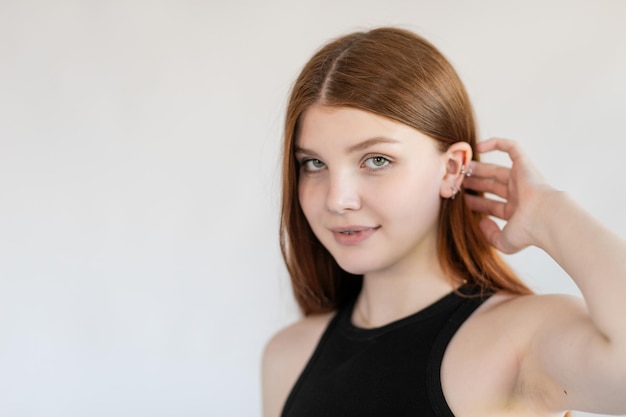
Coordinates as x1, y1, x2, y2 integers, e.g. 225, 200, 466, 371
262, 312, 335, 417
482, 292, 589, 337
443, 292, 588, 416
468, 291, 590, 368
489, 291, 585, 313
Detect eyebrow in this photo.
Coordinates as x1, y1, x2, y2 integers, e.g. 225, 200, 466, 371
295, 136, 400, 156
346, 137, 400, 153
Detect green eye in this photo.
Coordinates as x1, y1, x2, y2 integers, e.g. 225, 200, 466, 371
303, 159, 326, 171
364, 156, 390, 169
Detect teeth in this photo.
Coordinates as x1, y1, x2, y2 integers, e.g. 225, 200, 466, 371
341, 231, 356, 235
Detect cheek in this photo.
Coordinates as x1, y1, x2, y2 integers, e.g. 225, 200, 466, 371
298, 180, 318, 221
378, 167, 442, 216
384, 163, 441, 195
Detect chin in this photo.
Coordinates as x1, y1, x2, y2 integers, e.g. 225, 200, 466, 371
334, 257, 380, 276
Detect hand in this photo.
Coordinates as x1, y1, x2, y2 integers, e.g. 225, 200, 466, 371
463, 138, 556, 254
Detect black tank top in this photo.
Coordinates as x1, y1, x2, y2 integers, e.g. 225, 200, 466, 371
280, 286, 491, 417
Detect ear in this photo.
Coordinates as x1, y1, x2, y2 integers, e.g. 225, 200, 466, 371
439, 142, 473, 199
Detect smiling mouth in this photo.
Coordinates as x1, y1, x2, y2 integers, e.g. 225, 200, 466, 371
332, 226, 380, 234
330, 226, 380, 245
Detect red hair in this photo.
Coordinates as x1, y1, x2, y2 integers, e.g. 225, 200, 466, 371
280, 27, 532, 316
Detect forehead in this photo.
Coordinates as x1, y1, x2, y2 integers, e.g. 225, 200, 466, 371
296, 104, 437, 152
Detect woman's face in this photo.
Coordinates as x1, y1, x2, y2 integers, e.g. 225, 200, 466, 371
296, 104, 449, 278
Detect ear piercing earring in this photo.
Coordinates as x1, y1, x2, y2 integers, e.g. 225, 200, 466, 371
460, 165, 472, 177
450, 186, 459, 200
451, 165, 471, 200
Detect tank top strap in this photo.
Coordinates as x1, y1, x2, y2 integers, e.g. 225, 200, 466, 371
427, 288, 492, 417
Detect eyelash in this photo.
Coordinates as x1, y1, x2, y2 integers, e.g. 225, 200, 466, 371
298, 154, 393, 174
300, 158, 326, 173
362, 154, 392, 171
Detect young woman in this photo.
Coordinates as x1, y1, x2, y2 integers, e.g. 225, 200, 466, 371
262, 27, 626, 417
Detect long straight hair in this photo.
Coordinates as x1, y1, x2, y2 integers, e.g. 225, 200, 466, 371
280, 27, 532, 315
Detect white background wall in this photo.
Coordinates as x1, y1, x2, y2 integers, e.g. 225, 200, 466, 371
1, 1, 625, 416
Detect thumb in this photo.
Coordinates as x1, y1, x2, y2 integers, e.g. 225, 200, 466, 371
479, 218, 510, 254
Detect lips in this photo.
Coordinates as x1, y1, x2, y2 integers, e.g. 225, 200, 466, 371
329, 225, 380, 245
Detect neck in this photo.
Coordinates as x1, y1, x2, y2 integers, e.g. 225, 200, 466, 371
353, 263, 456, 329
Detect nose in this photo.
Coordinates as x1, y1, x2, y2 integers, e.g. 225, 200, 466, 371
326, 171, 361, 214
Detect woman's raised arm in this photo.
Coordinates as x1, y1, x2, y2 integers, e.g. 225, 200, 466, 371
464, 138, 626, 414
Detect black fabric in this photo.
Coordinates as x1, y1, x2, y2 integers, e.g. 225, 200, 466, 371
281, 286, 491, 417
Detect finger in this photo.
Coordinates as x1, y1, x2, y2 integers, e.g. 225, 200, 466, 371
467, 161, 511, 185
464, 194, 508, 220
478, 218, 515, 254
463, 176, 508, 200
475, 137, 524, 162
